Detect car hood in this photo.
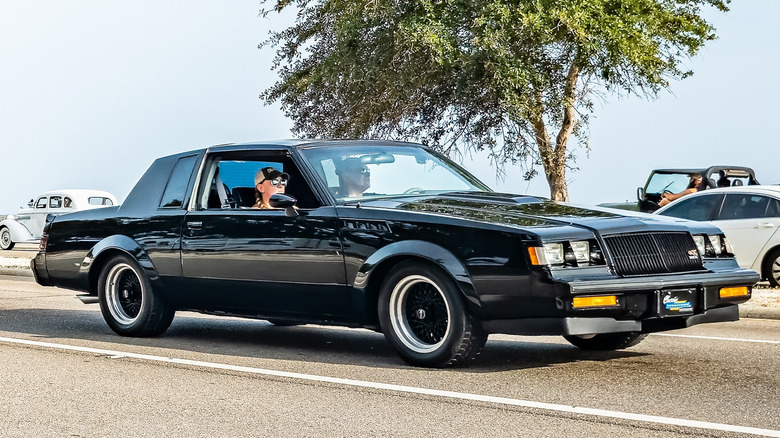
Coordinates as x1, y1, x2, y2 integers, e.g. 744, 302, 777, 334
360, 192, 720, 236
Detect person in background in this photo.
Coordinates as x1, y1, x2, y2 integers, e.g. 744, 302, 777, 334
253, 166, 289, 209
659, 175, 703, 207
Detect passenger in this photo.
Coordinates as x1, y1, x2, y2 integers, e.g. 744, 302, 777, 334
659, 175, 703, 207
716, 171, 731, 188
253, 167, 289, 209
335, 157, 371, 197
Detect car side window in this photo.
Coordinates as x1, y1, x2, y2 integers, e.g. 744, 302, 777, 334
64, 197, 73, 208
49, 196, 63, 208
159, 155, 198, 208
719, 194, 771, 220
197, 152, 320, 210
36, 197, 47, 209
658, 194, 722, 221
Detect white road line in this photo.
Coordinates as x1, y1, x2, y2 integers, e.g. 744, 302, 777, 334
2, 336, 778, 437
653, 333, 780, 344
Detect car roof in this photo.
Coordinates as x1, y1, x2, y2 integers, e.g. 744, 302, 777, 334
35, 189, 117, 200
651, 166, 756, 177
205, 139, 426, 153
676, 185, 780, 196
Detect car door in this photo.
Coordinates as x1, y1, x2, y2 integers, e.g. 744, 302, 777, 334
712, 193, 780, 269
23, 196, 50, 238
179, 151, 350, 319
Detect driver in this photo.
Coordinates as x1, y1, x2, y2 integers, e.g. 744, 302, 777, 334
335, 158, 371, 197
659, 175, 703, 207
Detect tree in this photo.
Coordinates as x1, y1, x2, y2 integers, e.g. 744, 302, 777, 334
260, 0, 728, 201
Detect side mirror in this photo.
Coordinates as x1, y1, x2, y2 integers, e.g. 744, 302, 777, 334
269, 193, 299, 217
27, 200, 34, 208
636, 187, 644, 201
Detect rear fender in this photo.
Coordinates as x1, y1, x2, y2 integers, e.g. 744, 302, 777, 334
0, 219, 35, 242
80, 235, 162, 294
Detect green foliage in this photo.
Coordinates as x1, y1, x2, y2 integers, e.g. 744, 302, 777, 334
260, 0, 728, 199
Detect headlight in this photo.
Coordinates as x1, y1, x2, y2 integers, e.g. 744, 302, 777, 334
723, 236, 734, 255
707, 235, 722, 255
543, 243, 564, 265
5, 214, 14, 220
528, 239, 604, 267
570, 241, 590, 263
692, 235, 706, 256
693, 233, 732, 257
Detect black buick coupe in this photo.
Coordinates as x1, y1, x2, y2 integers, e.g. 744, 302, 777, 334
32, 140, 758, 367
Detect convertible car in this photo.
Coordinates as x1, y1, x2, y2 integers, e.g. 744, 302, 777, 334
32, 140, 759, 367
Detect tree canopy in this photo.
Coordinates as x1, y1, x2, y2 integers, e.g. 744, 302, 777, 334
260, 0, 728, 201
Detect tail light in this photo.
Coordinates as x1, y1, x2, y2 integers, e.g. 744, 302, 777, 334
39, 235, 48, 251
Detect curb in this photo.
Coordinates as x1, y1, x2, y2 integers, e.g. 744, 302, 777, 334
0, 267, 33, 278
739, 306, 780, 320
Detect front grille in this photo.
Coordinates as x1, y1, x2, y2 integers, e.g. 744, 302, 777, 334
603, 232, 704, 276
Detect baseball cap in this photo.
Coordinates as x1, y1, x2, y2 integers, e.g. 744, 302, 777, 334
257, 167, 289, 184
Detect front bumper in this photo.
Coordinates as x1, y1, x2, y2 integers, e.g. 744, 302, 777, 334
480, 266, 759, 336
482, 305, 739, 336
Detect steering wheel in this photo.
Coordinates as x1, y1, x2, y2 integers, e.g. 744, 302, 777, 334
403, 187, 424, 195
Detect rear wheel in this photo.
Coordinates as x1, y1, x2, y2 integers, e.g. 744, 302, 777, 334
378, 261, 486, 367
563, 332, 647, 350
763, 248, 780, 288
97, 254, 174, 336
0, 227, 14, 250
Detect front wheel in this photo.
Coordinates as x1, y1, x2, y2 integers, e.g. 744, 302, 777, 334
0, 227, 14, 250
763, 248, 780, 288
378, 261, 486, 367
563, 332, 647, 351
97, 254, 174, 336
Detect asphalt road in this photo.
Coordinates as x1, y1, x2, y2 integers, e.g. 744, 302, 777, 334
1, 275, 778, 437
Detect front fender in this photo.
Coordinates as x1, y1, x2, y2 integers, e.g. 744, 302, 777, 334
354, 240, 481, 311
0, 219, 35, 242
79, 235, 162, 293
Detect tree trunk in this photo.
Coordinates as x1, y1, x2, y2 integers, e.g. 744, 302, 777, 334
533, 60, 580, 203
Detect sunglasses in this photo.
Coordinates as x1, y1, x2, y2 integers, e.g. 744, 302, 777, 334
259, 178, 288, 187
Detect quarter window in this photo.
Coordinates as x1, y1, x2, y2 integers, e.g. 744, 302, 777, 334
88, 197, 114, 206
159, 155, 198, 208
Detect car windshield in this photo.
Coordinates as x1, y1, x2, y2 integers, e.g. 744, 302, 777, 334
299, 145, 490, 202
646, 172, 698, 194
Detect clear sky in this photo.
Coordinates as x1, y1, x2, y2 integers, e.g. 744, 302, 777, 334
1, 1, 777, 213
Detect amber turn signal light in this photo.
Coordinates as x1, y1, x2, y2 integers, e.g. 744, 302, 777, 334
719, 286, 750, 298
572, 295, 619, 308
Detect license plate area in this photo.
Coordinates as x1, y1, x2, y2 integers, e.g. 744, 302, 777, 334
657, 288, 698, 317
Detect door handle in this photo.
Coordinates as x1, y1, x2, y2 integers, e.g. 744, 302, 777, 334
756, 223, 775, 229
187, 221, 203, 229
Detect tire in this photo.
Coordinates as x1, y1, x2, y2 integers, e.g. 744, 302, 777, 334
378, 260, 486, 367
563, 332, 647, 351
0, 227, 15, 250
97, 254, 175, 337
763, 248, 780, 288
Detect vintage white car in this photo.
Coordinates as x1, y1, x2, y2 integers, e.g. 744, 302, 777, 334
0, 189, 117, 250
